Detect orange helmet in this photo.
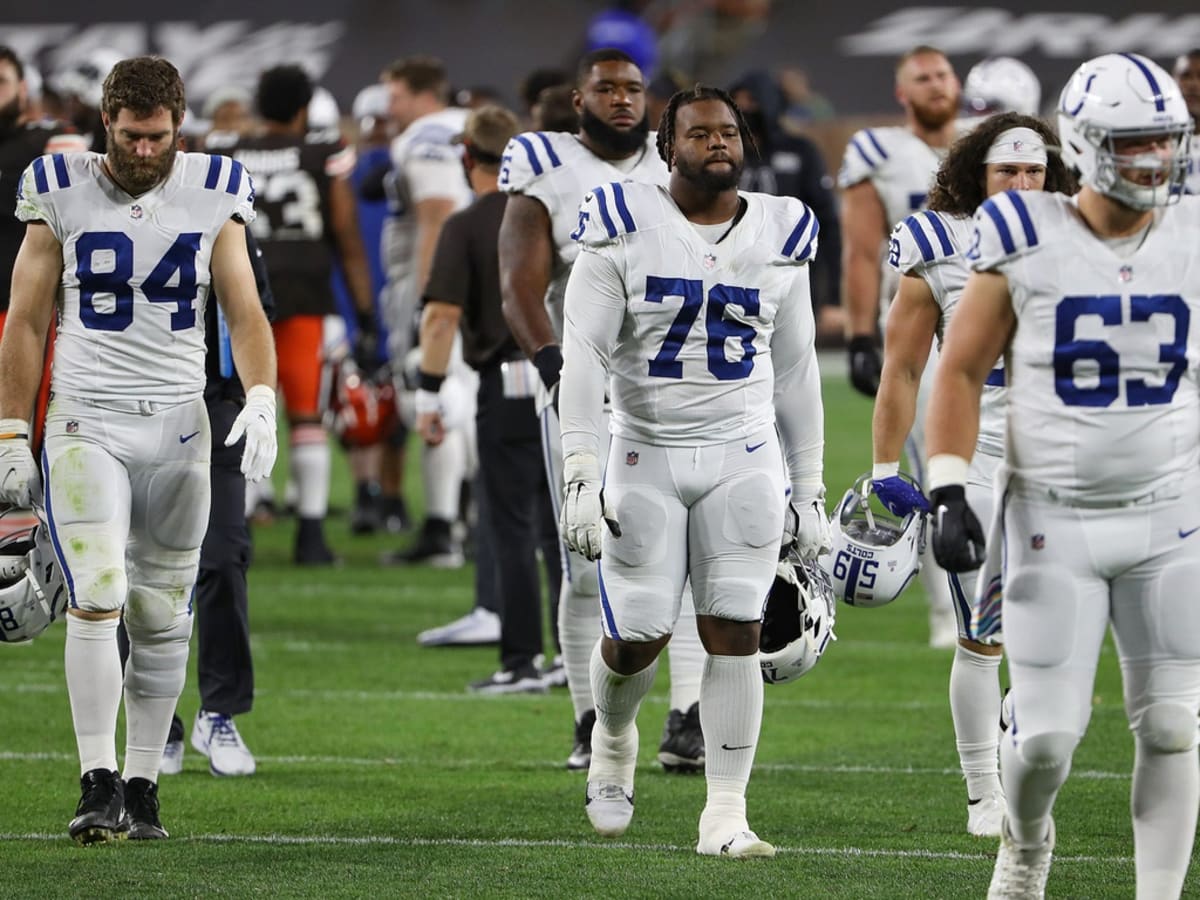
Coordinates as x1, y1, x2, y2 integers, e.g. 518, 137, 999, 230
325, 360, 397, 448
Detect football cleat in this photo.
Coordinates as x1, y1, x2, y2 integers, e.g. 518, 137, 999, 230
658, 702, 704, 774
467, 663, 547, 695
567, 709, 596, 771
418, 607, 500, 647
68, 768, 126, 845
988, 817, 1055, 899
537, 653, 568, 688
967, 789, 1006, 838
159, 739, 184, 776
585, 781, 634, 837
123, 777, 168, 840
696, 828, 776, 859
192, 710, 257, 777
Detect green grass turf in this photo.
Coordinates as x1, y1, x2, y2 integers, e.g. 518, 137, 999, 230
1, 370, 1192, 898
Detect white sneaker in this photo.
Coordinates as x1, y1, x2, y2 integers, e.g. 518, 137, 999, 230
697, 828, 776, 858
160, 739, 184, 776
536, 653, 567, 688
417, 607, 500, 646
585, 781, 634, 836
967, 789, 1005, 837
192, 710, 256, 777
988, 817, 1054, 899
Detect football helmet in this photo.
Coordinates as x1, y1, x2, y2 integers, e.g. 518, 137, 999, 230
821, 473, 924, 608
325, 358, 398, 448
1057, 53, 1193, 210
0, 510, 68, 644
50, 47, 123, 110
759, 551, 837, 684
964, 56, 1041, 116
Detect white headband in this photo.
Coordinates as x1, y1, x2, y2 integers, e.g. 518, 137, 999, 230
984, 127, 1048, 165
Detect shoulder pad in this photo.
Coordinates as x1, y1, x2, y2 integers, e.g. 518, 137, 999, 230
15, 153, 77, 222
499, 130, 567, 193
194, 153, 257, 224
571, 181, 646, 247
888, 210, 957, 273
774, 197, 819, 263
968, 190, 1042, 270
837, 128, 891, 189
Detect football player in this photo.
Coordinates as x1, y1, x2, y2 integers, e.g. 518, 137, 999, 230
838, 44, 964, 648
379, 57, 477, 568
559, 85, 829, 857
498, 49, 707, 773
871, 112, 1076, 838
0, 56, 277, 843
218, 64, 376, 565
1172, 49, 1200, 194
926, 53, 1200, 898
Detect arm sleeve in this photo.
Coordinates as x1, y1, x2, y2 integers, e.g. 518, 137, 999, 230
421, 212, 470, 309
771, 267, 824, 501
559, 245, 627, 459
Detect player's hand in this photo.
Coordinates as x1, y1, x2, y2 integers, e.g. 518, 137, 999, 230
353, 311, 380, 373
871, 474, 930, 517
783, 496, 832, 561
225, 385, 278, 483
929, 484, 985, 572
0, 419, 39, 506
560, 451, 620, 561
414, 389, 445, 446
848, 336, 881, 397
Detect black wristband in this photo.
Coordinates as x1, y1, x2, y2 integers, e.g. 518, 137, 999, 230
532, 344, 564, 389
417, 370, 446, 393
848, 335, 877, 353
356, 310, 376, 334
929, 484, 966, 506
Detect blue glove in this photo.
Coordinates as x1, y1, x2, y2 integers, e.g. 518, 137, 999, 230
870, 470, 930, 517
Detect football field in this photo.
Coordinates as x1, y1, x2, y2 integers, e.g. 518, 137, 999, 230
2, 369, 1190, 899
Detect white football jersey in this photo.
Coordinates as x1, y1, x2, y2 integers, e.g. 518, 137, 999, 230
971, 190, 1200, 502
15, 151, 255, 403
889, 208, 1006, 457
499, 130, 668, 339
1185, 135, 1200, 195
560, 182, 824, 489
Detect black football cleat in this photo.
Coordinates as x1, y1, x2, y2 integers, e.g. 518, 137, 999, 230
658, 702, 705, 774
123, 777, 168, 840
68, 768, 126, 845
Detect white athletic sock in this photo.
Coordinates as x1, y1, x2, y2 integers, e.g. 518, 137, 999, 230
558, 577, 601, 721
1132, 738, 1198, 899
699, 653, 763, 831
588, 642, 656, 784
290, 424, 330, 518
123, 611, 192, 783
65, 616, 122, 774
949, 644, 1003, 798
667, 585, 703, 712
423, 430, 466, 521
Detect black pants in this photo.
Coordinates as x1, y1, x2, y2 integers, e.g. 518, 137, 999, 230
476, 366, 561, 671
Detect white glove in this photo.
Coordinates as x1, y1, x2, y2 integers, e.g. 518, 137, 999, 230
0, 418, 39, 506
784, 493, 832, 561
560, 450, 620, 562
224, 385, 278, 483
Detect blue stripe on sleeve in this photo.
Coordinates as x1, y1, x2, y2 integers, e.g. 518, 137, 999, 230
1004, 191, 1038, 248
32, 157, 48, 194
796, 216, 820, 262
922, 211, 954, 256
226, 160, 244, 195
850, 137, 878, 171
534, 132, 562, 168
610, 182, 636, 233
982, 199, 1016, 255
781, 206, 813, 257
52, 154, 70, 188
205, 155, 222, 190
593, 185, 618, 238
513, 135, 543, 176
865, 129, 889, 160
902, 215, 935, 263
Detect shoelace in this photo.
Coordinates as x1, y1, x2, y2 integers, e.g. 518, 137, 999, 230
996, 845, 1051, 893
208, 715, 243, 748
591, 784, 631, 802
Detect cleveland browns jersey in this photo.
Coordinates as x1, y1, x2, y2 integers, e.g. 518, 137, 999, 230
15, 151, 255, 402
215, 127, 354, 320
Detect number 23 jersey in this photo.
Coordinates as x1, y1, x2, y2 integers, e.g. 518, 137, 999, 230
16, 150, 255, 403
971, 190, 1200, 502
561, 181, 819, 447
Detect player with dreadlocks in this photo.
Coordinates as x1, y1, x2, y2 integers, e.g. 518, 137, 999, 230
557, 85, 829, 856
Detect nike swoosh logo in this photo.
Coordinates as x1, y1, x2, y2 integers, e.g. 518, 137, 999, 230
1180, 526, 1200, 539
720, 743, 753, 751
179, 431, 201, 444
745, 442, 766, 453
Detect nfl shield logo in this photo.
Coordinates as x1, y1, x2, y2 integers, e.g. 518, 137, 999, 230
1118, 264, 1133, 283
702, 253, 716, 269
1031, 534, 1045, 550
65, 421, 79, 434
130, 204, 143, 220
625, 450, 639, 466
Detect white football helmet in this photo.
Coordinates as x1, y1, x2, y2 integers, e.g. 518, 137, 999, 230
964, 56, 1041, 116
759, 552, 837, 684
50, 47, 123, 110
1057, 53, 1193, 210
821, 473, 924, 608
0, 511, 68, 644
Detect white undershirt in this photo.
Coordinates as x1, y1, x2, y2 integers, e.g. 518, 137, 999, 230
688, 217, 735, 243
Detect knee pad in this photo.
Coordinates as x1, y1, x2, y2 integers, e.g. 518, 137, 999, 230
70, 565, 128, 614
125, 579, 195, 633
145, 465, 211, 551
1134, 702, 1198, 754
608, 488, 668, 567
1017, 730, 1079, 771
721, 472, 783, 549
